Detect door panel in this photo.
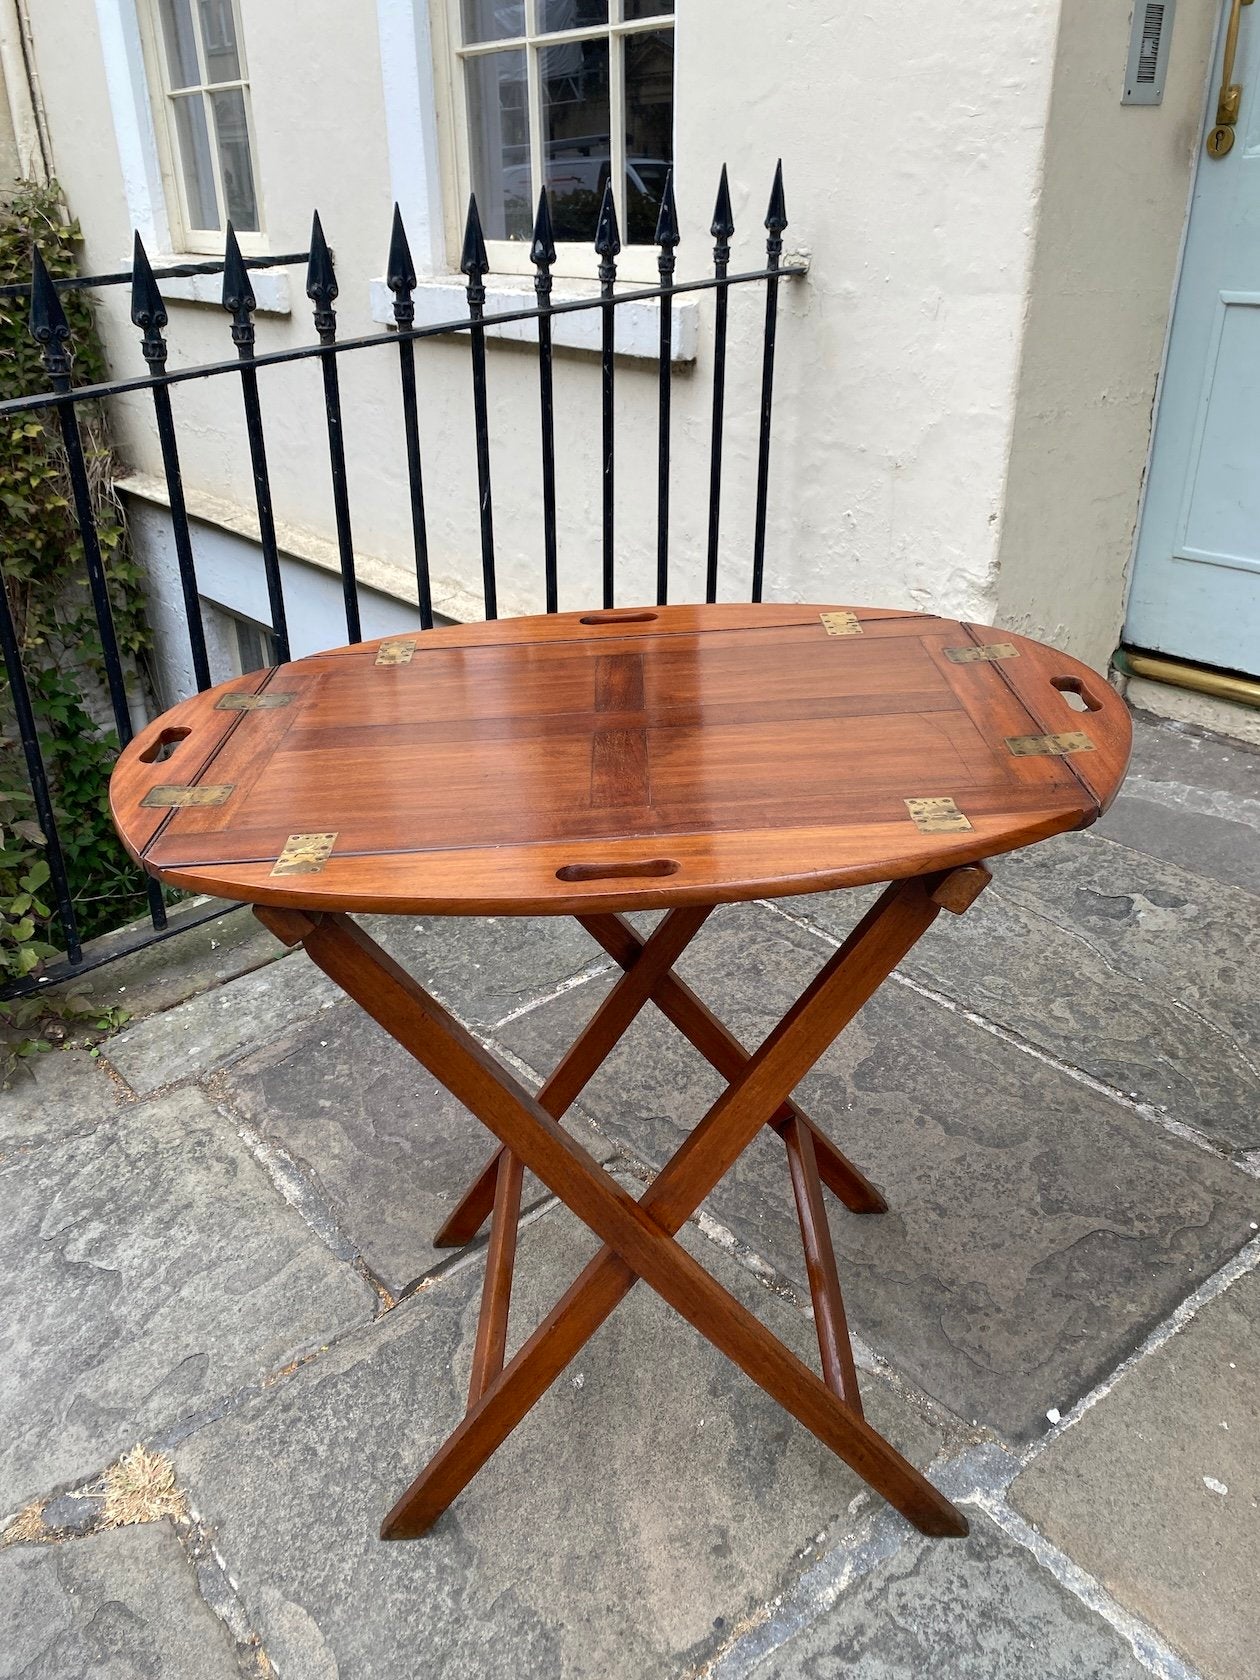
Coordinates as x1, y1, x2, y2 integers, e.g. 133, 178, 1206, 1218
1127, 2, 1260, 674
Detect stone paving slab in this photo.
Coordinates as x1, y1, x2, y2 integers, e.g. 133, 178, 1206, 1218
177, 1196, 947, 1680
785, 829, 1260, 1152
1, 1083, 375, 1511
0, 1520, 239, 1680
219, 998, 616, 1296
743, 1511, 1147, 1680
500, 901, 1260, 1441
1011, 1265, 1260, 1680
1098, 714, 1260, 897
103, 947, 340, 1093
366, 911, 608, 1027
1, 1049, 122, 1154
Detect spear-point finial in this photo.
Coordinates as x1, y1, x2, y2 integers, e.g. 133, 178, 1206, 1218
386, 203, 416, 326
654, 169, 679, 251
29, 245, 72, 381
711, 164, 735, 242
305, 210, 338, 343
530, 188, 556, 270
460, 194, 488, 311
594, 180, 621, 260
222, 223, 256, 352
130, 232, 169, 369
765, 159, 787, 235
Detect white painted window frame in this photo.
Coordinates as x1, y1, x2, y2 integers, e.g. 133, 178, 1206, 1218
433, 0, 675, 282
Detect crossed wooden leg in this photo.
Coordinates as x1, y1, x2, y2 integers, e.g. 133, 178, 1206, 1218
256, 863, 989, 1544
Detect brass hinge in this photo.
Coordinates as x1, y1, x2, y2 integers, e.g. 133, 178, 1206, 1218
945, 643, 1019, 664
141, 784, 233, 808
820, 611, 862, 637
905, 796, 973, 834
1006, 731, 1095, 757
271, 832, 338, 876
375, 639, 416, 666
215, 691, 296, 711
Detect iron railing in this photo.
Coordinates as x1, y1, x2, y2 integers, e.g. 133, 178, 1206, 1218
0, 163, 803, 991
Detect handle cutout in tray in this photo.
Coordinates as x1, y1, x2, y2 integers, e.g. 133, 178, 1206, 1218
1051, 675, 1103, 714
578, 610, 658, 626
139, 726, 192, 763
556, 858, 680, 883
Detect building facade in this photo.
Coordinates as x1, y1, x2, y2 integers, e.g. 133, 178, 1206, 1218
2, 0, 1256, 740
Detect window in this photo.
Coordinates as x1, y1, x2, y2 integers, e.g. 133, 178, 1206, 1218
144, 0, 261, 251
443, 1, 675, 274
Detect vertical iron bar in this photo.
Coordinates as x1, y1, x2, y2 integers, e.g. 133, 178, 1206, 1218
461, 197, 497, 620
31, 249, 167, 931
594, 184, 620, 609
654, 172, 679, 607
705, 167, 734, 605
131, 233, 211, 691
531, 190, 559, 613
0, 577, 82, 964
386, 206, 433, 630
223, 224, 289, 661
752, 161, 787, 604
307, 212, 360, 643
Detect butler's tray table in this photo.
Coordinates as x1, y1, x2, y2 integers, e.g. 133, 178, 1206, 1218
110, 602, 1132, 1540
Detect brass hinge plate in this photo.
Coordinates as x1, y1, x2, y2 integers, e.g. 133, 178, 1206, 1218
215, 691, 296, 711
1006, 731, 1095, 757
141, 784, 233, 808
905, 796, 973, 834
271, 832, 338, 876
945, 643, 1019, 664
375, 639, 416, 666
821, 611, 862, 637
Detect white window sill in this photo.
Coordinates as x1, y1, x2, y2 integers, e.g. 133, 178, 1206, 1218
146, 260, 291, 315
367, 274, 698, 363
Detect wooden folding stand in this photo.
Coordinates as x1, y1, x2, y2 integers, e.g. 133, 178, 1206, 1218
108, 603, 1131, 1542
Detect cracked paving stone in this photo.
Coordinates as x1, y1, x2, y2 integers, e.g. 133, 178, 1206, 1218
499, 900, 1260, 1442
364, 911, 607, 1028
102, 945, 340, 1093
218, 998, 615, 1296
1011, 1266, 1260, 1680
742, 1511, 1147, 1679
786, 827, 1260, 1153
0, 1520, 239, 1680
0, 1083, 375, 1511
1, 1049, 122, 1154
176, 1199, 947, 1680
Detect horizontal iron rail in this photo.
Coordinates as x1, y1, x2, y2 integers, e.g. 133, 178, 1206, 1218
1, 897, 250, 999
0, 265, 807, 418
0, 251, 310, 299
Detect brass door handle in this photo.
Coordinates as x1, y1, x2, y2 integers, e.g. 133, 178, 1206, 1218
1208, 0, 1254, 157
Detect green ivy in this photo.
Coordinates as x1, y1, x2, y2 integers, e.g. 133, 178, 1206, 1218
1, 180, 153, 1071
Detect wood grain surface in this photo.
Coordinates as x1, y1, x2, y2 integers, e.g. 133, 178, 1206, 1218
109, 604, 1132, 915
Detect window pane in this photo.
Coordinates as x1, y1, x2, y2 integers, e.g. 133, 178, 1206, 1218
624, 28, 672, 243
460, 0, 524, 44
210, 87, 258, 230
537, 0, 606, 31
624, 1, 673, 18
171, 93, 219, 228
158, 0, 201, 89
466, 49, 531, 240
541, 37, 609, 242
197, 0, 242, 83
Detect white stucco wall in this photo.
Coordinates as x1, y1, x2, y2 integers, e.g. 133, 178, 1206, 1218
28, 0, 1065, 640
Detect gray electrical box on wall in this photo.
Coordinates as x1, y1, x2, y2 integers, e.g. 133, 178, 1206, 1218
1123, 1, 1177, 103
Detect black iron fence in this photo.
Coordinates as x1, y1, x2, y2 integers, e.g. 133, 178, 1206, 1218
0, 164, 803, 991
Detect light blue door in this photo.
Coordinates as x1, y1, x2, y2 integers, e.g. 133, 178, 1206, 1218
1127, 0, 1260, 676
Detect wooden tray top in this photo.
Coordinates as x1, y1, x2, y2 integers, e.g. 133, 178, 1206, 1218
109, 604, 1132, 915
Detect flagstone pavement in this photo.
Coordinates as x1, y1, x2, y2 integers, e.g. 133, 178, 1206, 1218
2, 707, 1257, 1680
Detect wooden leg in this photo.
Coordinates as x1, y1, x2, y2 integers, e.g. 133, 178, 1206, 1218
466, 1149, 525, 1407
269, 877, 972, 1542
783, 1115, 862, 1412
432, 903, 712, 1247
